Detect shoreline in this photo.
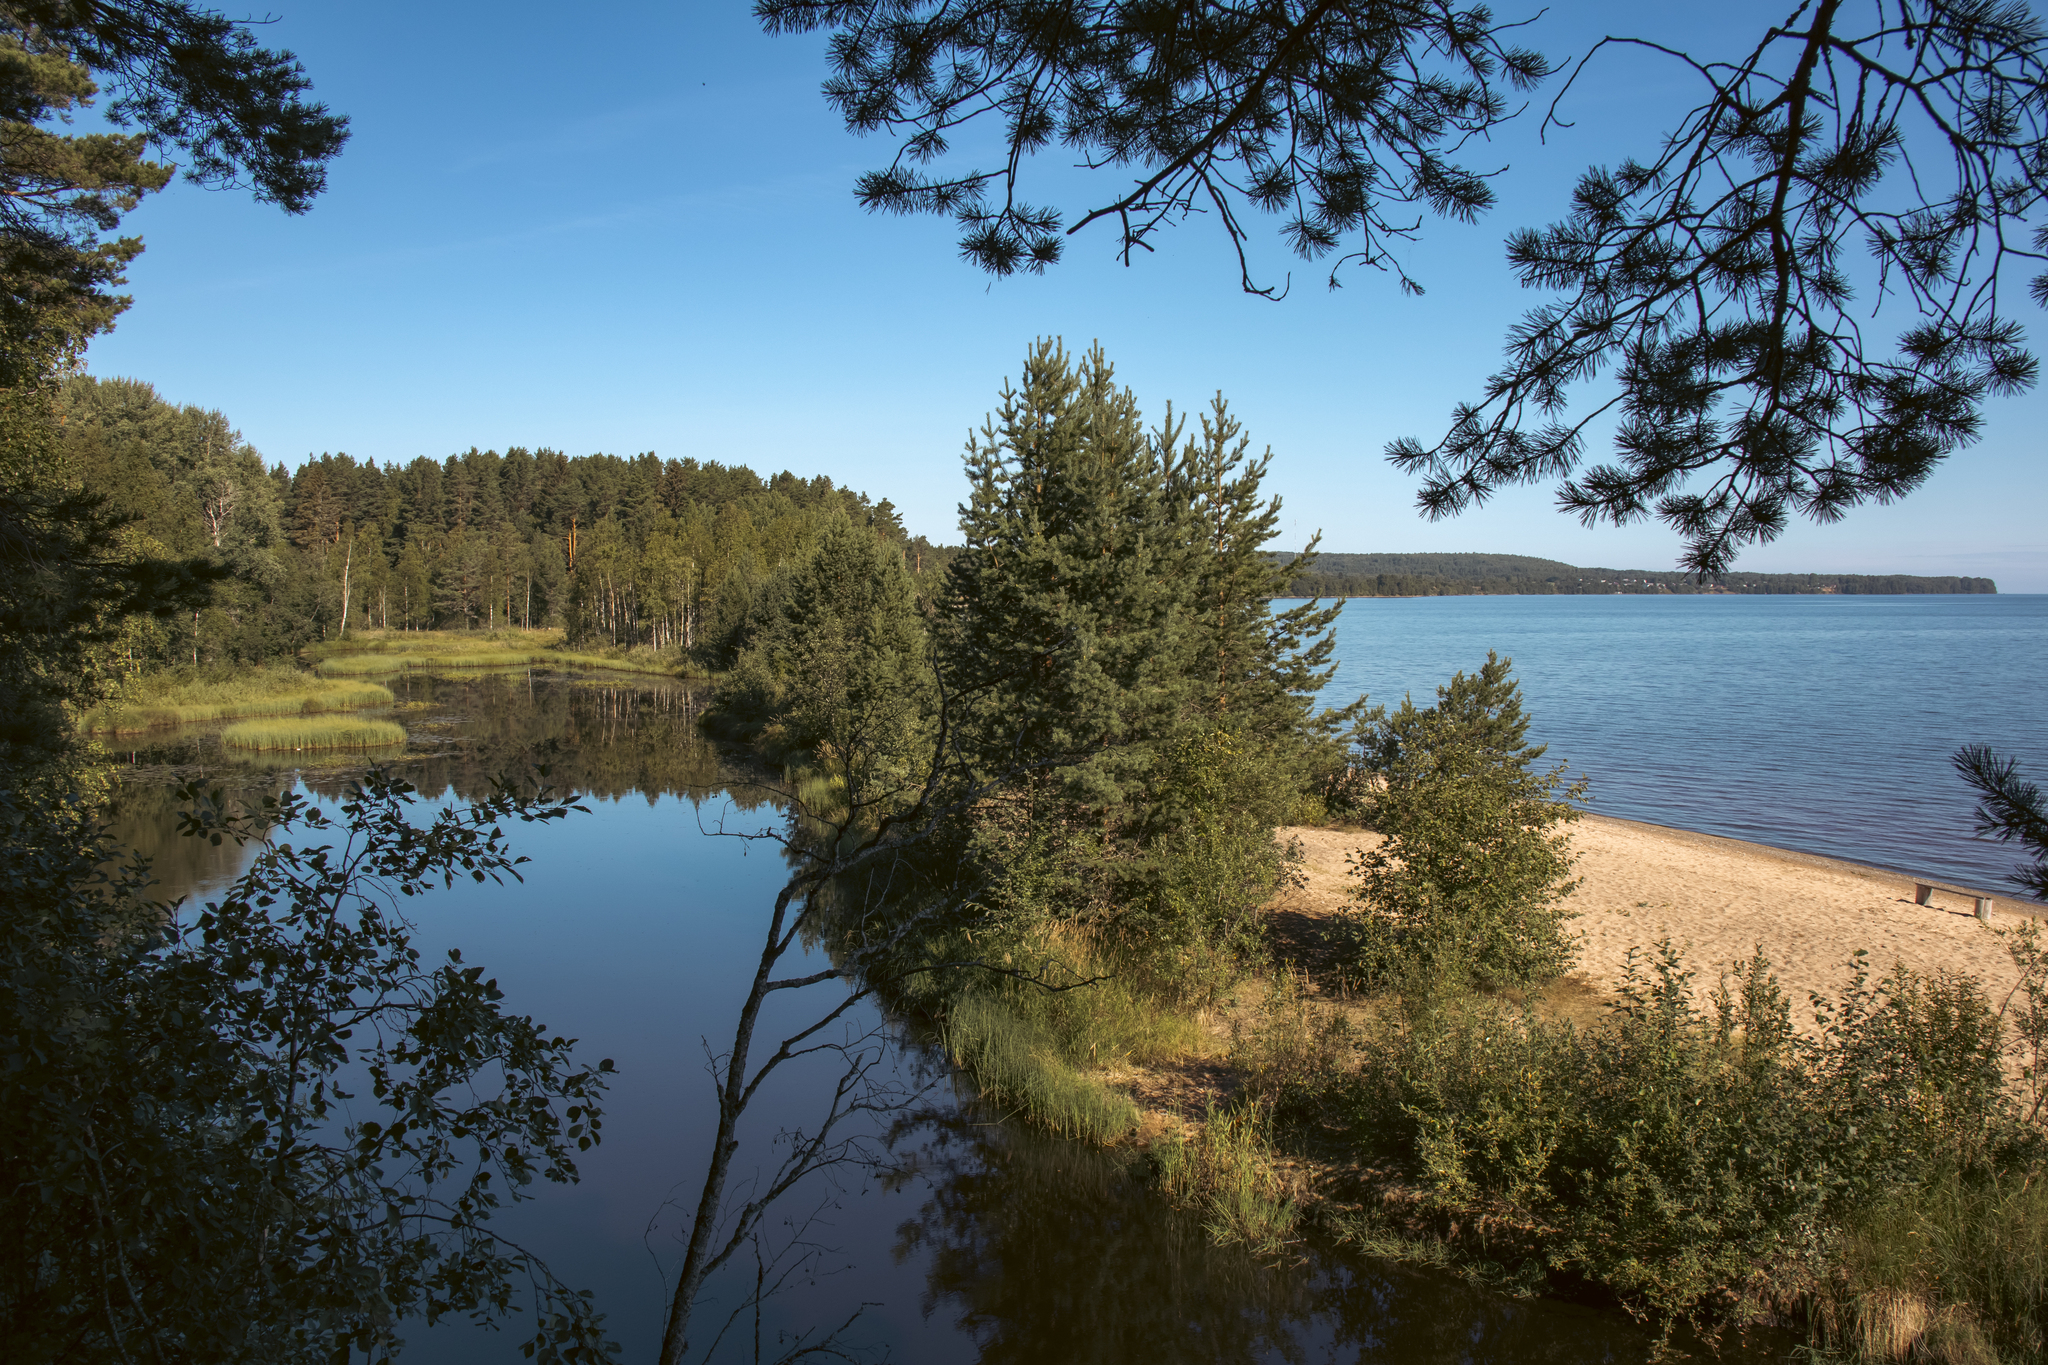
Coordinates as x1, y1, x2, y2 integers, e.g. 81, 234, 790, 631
1573, 809, 2045, 915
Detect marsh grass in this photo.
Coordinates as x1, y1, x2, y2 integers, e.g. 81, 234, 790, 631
308, 630, 700, 679
221, 715, 407, 752
940, 925, 1204, 1143
1816, 1168, 2048, 1364
317, 651, 550, 675
943, 994, 1143, 1143
82, 666, 394, 733
1153, 1102, 1301, 1254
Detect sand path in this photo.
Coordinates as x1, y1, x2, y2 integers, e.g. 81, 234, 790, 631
1269, 816, 2036, 1019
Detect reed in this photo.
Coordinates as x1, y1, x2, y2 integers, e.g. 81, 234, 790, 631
315, 651, 546, 675
221, 715, 406, 752
315, 645, 696, 679
1152, 1102, 1301, 1254
82, 667, 395, 733
942, 994, 1143, 1143
938, 923, 1204, 1144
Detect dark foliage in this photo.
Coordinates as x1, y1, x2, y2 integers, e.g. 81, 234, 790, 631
758, 0, 1549, 292
0, 770, 617, 1364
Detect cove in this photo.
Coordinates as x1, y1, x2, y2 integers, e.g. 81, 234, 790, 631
107, 670, 1792, 1364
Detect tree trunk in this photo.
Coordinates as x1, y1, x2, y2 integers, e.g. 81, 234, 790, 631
337, 540, 354, 640
658, 882, 797, 1365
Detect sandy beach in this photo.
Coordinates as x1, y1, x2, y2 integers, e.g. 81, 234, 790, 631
1269, 815, 2038, 1020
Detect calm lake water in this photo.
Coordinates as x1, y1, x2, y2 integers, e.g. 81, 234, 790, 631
108, 670, 1749, 1365
108, 590, 2040, 1363
1305, 593, 2048, 895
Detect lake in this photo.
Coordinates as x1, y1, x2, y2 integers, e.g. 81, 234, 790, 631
1306, 592, 2048, 895
105, 591, 2044, 1362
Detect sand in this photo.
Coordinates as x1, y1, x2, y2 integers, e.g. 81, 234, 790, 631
1270, 815, 2038, 1021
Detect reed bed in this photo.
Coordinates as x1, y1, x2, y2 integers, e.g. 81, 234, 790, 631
221, 715, 407, 752
315, 650, 547, 676
83, 668, 395, 734
316, 647, 692, 678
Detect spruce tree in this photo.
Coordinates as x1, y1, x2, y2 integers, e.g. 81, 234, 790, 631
936, 341, 1197, 919
1168, 391, 1363, 824
942, 339, 1192, 818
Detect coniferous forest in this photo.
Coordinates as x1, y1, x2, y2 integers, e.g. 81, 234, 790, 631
59, 374, 947, 669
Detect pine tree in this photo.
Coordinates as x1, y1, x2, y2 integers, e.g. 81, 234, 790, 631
942, 340, 1193, 818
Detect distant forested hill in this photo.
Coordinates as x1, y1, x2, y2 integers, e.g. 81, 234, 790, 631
1275, 552, 1996, 597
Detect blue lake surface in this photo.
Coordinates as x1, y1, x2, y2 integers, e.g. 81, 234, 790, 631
1304, 593, 2048, 894
114, 675, 1696, 1365
108, 587, 2044, 1364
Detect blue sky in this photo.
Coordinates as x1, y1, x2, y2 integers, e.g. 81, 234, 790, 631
82, 1, 2047, 588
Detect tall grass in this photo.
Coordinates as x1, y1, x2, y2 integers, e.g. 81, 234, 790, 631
221, 716, 406, 752
316, 651, 548, 676
939, 925, 1203, 1143
943, 994, 1144, 1143
1817, 1168, 2048, 1364
82, 666, 394, 733
312, 633, 697, 679
1152, 1102, 1302, 1254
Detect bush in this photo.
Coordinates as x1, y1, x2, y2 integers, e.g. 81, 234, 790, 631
1342, 653, 1584, 992
1277, 941, 2034, 1340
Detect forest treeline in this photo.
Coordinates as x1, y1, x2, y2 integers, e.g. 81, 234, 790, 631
58, 375, 947, 669
1277, 551, 1996, 597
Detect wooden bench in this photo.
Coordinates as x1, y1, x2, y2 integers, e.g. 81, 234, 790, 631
1916, 881, 1997, 922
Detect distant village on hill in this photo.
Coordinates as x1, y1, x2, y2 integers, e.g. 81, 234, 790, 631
1274, 552, 1997, 598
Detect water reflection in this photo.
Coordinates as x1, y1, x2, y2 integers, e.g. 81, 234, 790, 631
891, 1108, 1701, 1365
101, 670, 1800, 1364
101, 670, 776, 906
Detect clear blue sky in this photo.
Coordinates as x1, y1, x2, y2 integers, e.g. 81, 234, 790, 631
81, 1, 2048, 588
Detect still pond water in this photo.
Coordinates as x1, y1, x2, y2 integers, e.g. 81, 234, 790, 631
108, 595, 2043, 1363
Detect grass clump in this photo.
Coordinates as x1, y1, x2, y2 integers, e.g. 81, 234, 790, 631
1153, 1102, 1301, 1253
938, 925, 1204, 1144
81, 666, 394, 733
221, 715, 406, 752
943, 994, 1143, 1143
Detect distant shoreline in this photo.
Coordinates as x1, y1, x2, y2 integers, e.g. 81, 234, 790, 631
1266, 551, 1996, 598
1267, 588, 2012, 600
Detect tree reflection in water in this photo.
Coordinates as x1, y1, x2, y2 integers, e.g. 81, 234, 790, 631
101, 670, 765, 906
98, 669, 1803, 1363
888, 1096, 1791, 1365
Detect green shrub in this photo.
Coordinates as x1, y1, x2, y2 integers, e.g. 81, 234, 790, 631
1116, 728, 1298, 1003
1342, 654, 1584, 993
1284, 941, 2028, 1340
